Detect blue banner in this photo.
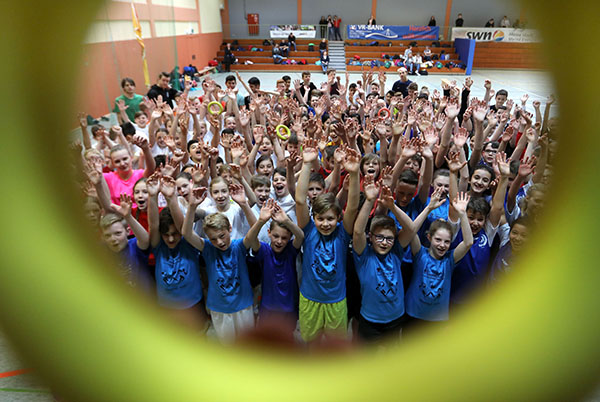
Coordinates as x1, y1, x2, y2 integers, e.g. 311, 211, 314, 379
347, 25, 439, 41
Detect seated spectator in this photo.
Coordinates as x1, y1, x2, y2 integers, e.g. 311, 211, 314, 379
500, 16, 511, 27
408, 53, 422, 76
423, 46, 432, 62
279, 40, 290, 57
272, 44, 285, 64
319, 38, 328, 56
485, 18, 495, 27
288, 33, 297, 51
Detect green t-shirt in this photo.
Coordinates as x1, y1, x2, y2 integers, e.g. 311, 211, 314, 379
113, 94, 144, 122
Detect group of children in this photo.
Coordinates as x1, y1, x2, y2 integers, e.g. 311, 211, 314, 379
73, 68, 556, 346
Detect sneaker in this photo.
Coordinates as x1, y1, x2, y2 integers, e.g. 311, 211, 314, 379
416, 71, 421, 76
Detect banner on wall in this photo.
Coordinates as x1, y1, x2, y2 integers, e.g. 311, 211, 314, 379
451, 28, 541, 43
347, 25, 439, 40
270, 25, 316, 38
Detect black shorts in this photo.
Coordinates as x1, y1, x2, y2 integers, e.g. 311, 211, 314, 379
357, 314, 408, 342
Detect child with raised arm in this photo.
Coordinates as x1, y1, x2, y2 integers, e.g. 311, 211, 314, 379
99, 193, 152, 292
246, 199, 304, 322
404, 192, 473, 326
147, 172, 206, 330
352, 177, 446, 342
295, 138, 361, 343
182, 187, 256, 343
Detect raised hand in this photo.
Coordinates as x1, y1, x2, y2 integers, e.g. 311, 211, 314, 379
363, 175, 381, 201
84, 161, 102, 185
472, 100, 488, 122
259, 198, 274, 222
518, 156, 537, 178
445, 97, 460, 119
302, 138, 319, 163
401, 137, 422, 159
132, 134, 149, 149
445, 151, 467, 173
78, 112, 88, 128
453, 127, 469, 148
380, 166, 393, 188
464, 77, 473, 89
191, 163, 207, 184
342, 147, 361, 173
116, 193, 133, 217
160, 175, 177, 198
501, 126, 514, 143
287, 150, 302, 170
496, 151, 511, 177
377, 185, 395, 209
189, 187, 207, 207
146, 172, 161, 196
229, 182, 247, 205
521, 93, 529, 105
546, 94, 555, 105
271, 201, 290, 224
428, 187, 446, 210
452, 192, 471, 215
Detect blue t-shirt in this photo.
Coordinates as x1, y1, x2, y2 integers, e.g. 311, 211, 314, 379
153, 238, 203, 309
201, 238, 253, 314
300, 220, 350, 303
488, 243, 513, 284
249, 242, 299, 313
419, 197, 450, 246
353, 242, 405, 323
388, 196, 425, 264
405, 247, 455, 321
450, 221, 496, 304
116, 238, 151, 293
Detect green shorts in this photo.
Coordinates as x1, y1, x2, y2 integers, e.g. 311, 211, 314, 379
299, 293, 348, 342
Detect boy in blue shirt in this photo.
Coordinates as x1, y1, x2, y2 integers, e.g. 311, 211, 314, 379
295, 139, 361, 343
182, 185, 258, 343
352, 177, 446, 342
147, 172, 206, 331
246, 199, 304, 324
446, 152, 511, 306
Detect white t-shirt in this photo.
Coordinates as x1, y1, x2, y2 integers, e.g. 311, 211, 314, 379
196, 198, 250, 240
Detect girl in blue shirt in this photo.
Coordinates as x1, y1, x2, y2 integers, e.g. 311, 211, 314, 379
405, 192, 473, 326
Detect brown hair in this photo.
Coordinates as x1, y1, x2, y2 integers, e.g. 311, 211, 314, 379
312, 193, 342, 217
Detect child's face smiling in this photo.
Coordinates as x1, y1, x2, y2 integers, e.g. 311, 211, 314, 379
272, 173, 288, 198
103, 222, 129, 253
111, 149, 132, 174
210, 182, 230, 210
509, 223, 529, 252
428, 228, 452, 260
257, 160, 274, 177
466, 210, 486, 236
253, 185, 270, 206
133, 182, 148, 210
314, 209, 339, 236
362, 159, 380, 179
432, 176, 450, 199
268, 225, 291, 253
176, 178, 192, 198
135, 114, 148, 128
470, 169, 492, 194
370, 228, 396, 255
206, 228, 232, 251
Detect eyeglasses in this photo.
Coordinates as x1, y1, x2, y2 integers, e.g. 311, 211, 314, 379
373, 234, 395, 244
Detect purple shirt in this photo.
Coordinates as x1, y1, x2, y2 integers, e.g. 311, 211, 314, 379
249, 242, 299, 314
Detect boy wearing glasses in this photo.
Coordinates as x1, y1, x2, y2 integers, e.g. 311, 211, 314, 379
352, 177, 445, 342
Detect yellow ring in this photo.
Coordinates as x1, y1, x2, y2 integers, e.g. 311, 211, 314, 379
207, 101, 224, 115
1, 0, 600, 401
275, 124, 291, 140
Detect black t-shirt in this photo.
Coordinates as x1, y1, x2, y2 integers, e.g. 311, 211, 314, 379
456, 18, 464, 27
391, 79, 412, 97
299, 82, 318, 103
147, 85, 178, 107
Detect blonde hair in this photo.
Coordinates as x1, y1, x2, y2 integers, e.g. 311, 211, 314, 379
203, 213, 231, 232
99, 213, 127, 231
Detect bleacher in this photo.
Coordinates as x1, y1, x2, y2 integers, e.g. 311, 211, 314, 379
217, 39, 323, 72
344, 39, 465, 74
216, 38, 466, 74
